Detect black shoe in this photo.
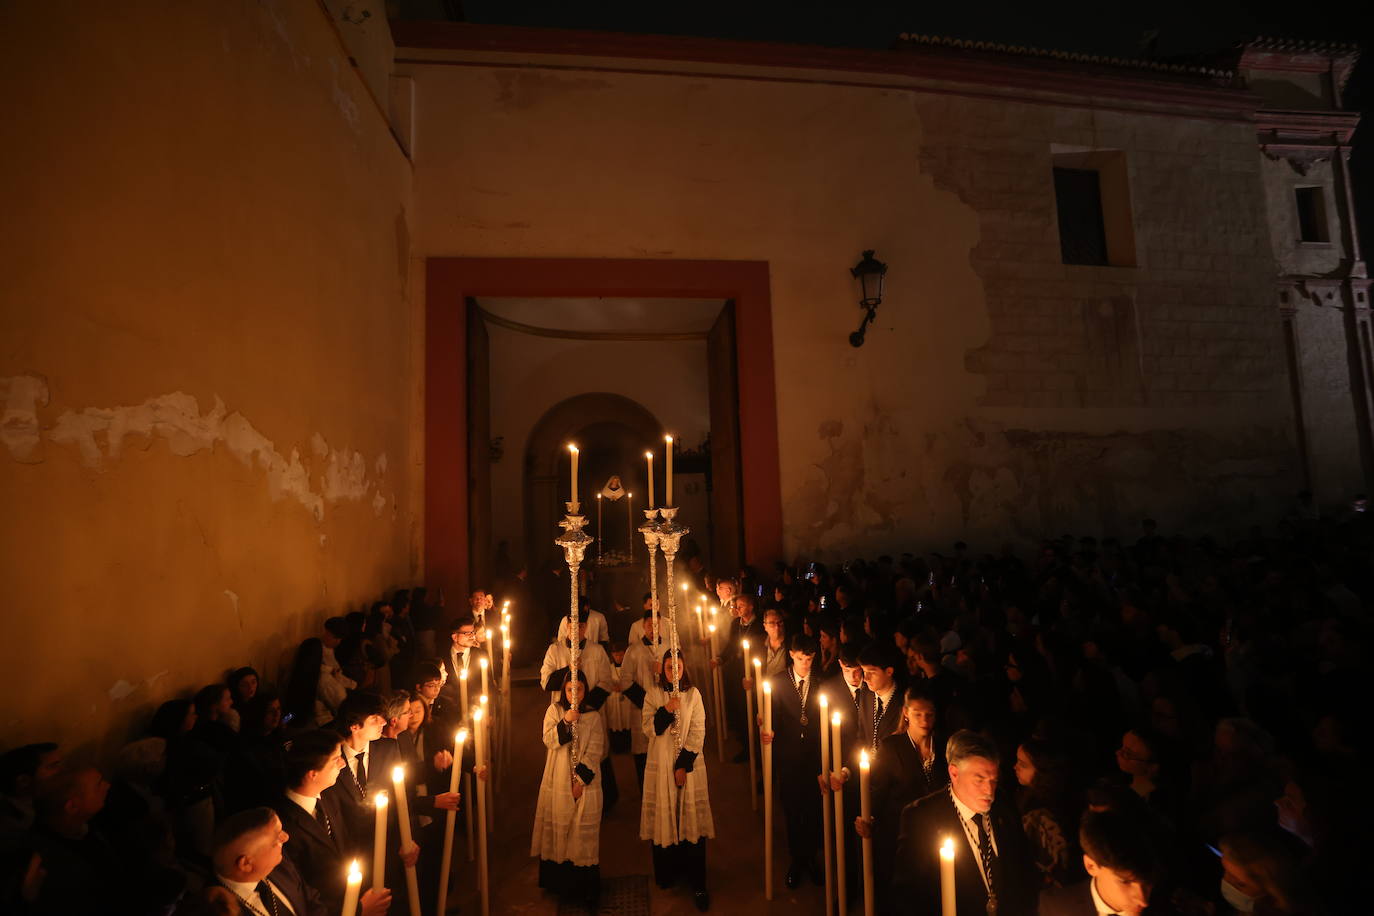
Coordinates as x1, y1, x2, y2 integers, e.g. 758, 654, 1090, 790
693, 891, 710, 911
785, 867, 800, 889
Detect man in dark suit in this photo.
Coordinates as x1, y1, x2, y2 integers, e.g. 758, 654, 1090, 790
857, 643, 905, 756
276, 729, 392, 914
891, 730, 1034, 916
725, 592, 766, 761
762, 634, 824, 888
438, 615, 490, 723
1039, 808, 1159, 916
322, 692, 421, 887
823, 642, 869, 901
210, 806, 329, 916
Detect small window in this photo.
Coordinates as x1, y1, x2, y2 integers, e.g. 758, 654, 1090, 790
1295, 187, 1328, 243
1053, 167, 1109, 266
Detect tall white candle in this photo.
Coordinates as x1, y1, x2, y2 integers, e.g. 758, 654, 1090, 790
762, 680, 774, 901
743, 638, 757, 812
480, 654, 489, 698
832, 710, 848, 916
459, 668, 470, 725
860, 750, 875, 916
753, 657, 764, 713
474, 706, 490, 916
644, 451, 655, 508
820, 694, 835, 916
436, 730, 467, 916
372, 792, 387, 893
568, 443, 579, 506
664, 434, 674, 506
341, 859, 361, 916
940, 837, 956, 916
390, 767, 421, 916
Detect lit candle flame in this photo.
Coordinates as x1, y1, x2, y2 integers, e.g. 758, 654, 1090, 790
375, 791, 388, 808
347, 859, 362, 882
820, 692, 829, 708
568, 444, 578, 455
459, 669, 468, 680
480, 656, 488, 670
831, 711, 841, 726
474, 706, 484, 722
762, 681, 772, 695
708, 623, 717, 634
860, 749, 870, 769
456, 729, 468, 745
742, 639, 750, 651
391, 765, 405, 784
940, 837, 955, 860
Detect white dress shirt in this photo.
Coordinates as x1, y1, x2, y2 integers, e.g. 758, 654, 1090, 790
220, 875, 296, 916
343, 742, 371, 792
284, 788, 316, 816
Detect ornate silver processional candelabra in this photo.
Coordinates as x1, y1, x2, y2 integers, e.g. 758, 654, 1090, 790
555, 500, 592, 771
642, 505, 690, 753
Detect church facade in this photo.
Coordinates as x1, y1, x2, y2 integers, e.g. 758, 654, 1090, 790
0, 4, 1366, 748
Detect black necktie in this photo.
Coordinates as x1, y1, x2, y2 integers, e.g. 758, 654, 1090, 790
255, 880, 281, 916
355, 752, 367, 792
876, 696, 885, 720
315, 801, 333, 837
972, 812, 998, 897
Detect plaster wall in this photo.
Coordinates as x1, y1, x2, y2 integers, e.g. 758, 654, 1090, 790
1259, 156, 1346, 274
486, 326, 710, 560
403, 53, 1298, 562
0, 1, 414, 753
1291, 300, 1366, 502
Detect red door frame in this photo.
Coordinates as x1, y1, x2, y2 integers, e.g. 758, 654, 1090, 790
424, 257, 784, 596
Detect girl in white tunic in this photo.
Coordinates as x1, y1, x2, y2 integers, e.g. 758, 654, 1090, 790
541, 614, 619, 811
531, 670, 604, 908
640, 648, 715, 910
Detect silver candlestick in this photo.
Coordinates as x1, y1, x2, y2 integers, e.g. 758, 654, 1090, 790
639, 509, 664, 655
555, 500, 592, 770
658, 506, 690, 753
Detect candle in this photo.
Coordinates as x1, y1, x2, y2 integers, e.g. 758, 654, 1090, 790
860, 750, 875, 916
940, 837, 956, 916
627, 492, 634, 560
644, 450, 655, 508
372, 792, 387, 892
762, 680, 774, 901
707, 622, 725, 761
695, 604, 704, 641
664, 434, 674, 506
820, 693, 835, 916
474, 706, 490, 916
568, 443, 579, 506
390, 766, 422, 916
459, 668, 470, 725
743, 638, 758, 812
480, 695, 494, 832
341, 859, 361, 916
436, 730, 467, 916
832, 710, 848, 916
480, 655, 489, 698
753, 657, 764, 714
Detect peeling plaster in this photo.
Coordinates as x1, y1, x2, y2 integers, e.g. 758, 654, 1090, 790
108, 680, 135, 701
0, 374, 48, 462
4, 374, 393, 522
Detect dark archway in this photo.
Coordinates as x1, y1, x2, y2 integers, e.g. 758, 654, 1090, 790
424, 257, 783, 600
524, 393, 664, 578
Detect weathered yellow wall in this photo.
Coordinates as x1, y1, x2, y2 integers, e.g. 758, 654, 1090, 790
401, 52, 1298, 561
0, 1, 414, 755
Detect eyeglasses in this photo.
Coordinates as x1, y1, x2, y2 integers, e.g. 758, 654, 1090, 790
1116, 746, 1153, 764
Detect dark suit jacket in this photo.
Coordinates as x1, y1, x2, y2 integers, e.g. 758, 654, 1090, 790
322, 738, 402, 853
820, 674, 868, 765
438, 645, 491, 710
890, 788, 1034, 916
224, 854, 328, 916
1037, 881, 1096, 916
768, 670, 823, 779
857, 684, 906, 759
275, 791, 353, 910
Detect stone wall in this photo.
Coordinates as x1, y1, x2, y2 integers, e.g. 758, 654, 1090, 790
0, 1, 414, 753
402, 48, 1300, 562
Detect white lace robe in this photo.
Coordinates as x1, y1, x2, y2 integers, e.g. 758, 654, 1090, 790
540, 640, 614, 702
530, 704, 604, 866
639, 684, 715, 846
619, 641, 659, 755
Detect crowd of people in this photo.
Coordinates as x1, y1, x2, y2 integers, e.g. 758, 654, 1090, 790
1, 496, 1369, 915
0, 587, 498, 915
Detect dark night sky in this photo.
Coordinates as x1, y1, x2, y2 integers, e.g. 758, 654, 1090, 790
399, 0, 1371, 248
